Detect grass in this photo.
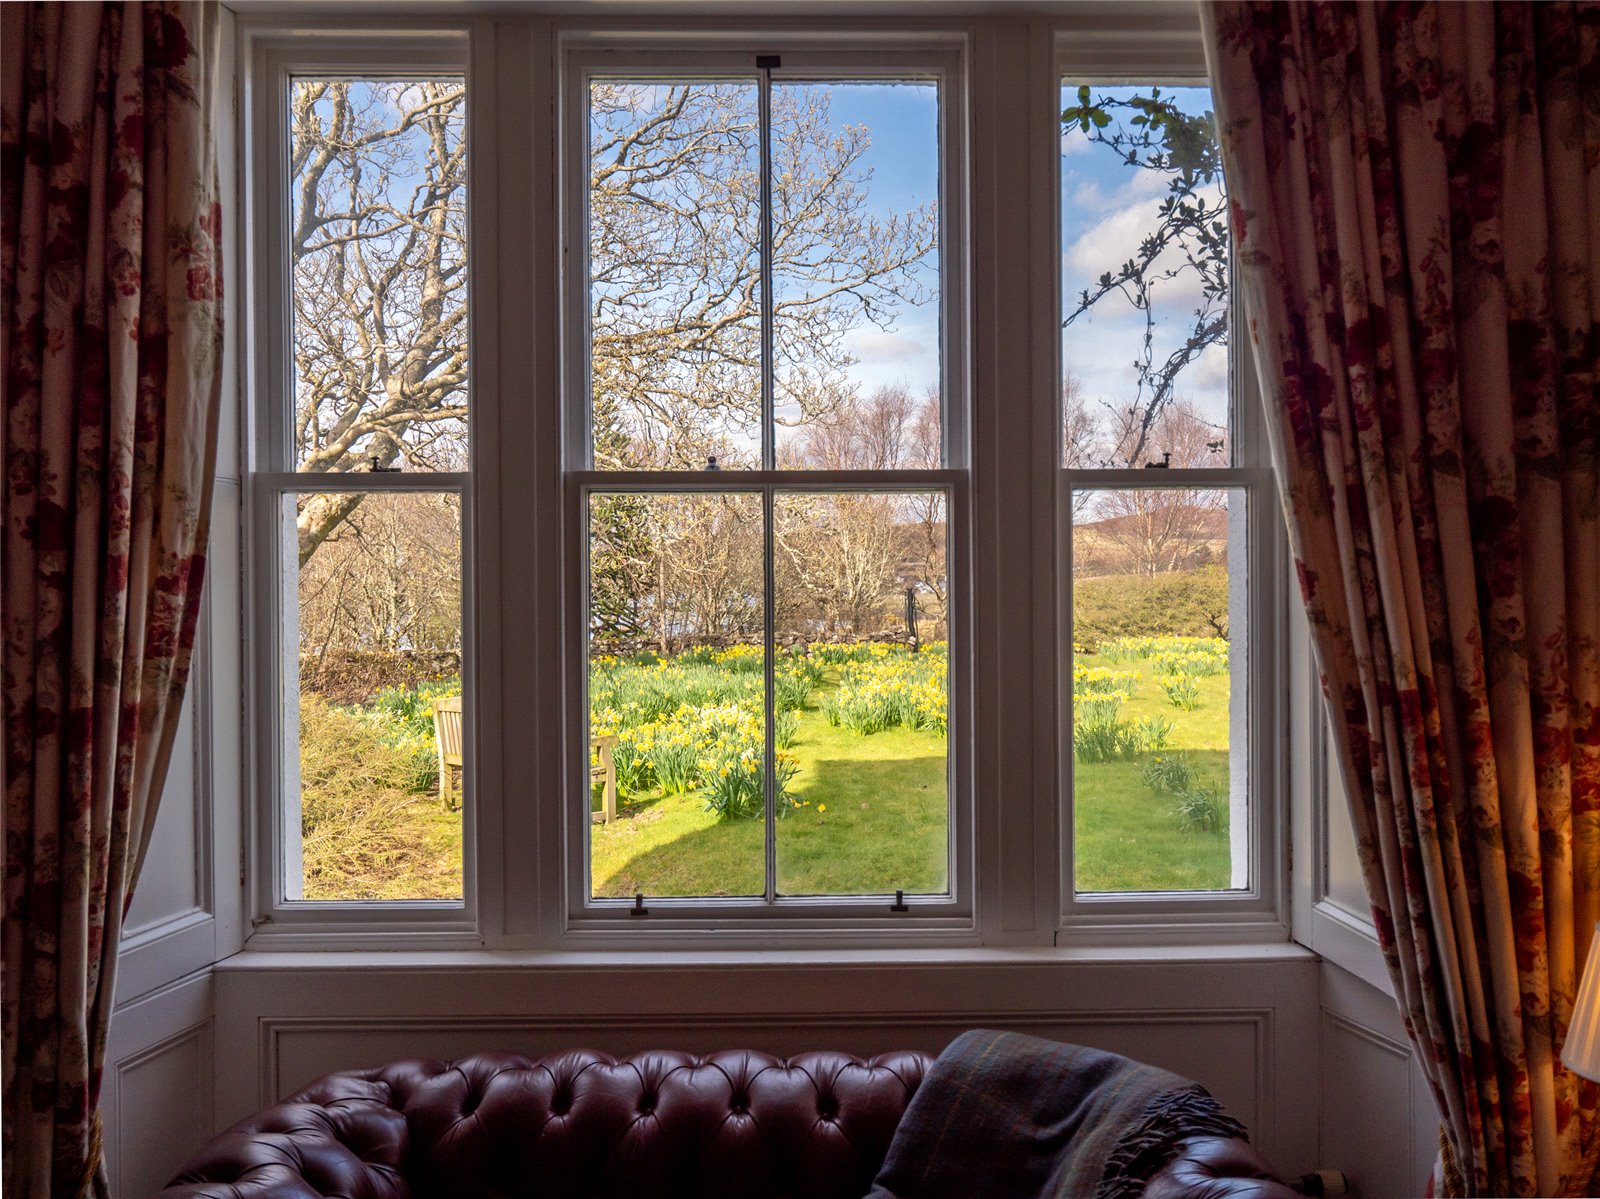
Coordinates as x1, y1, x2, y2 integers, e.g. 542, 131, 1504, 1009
298, 695, 463, 900
1072, 652, 1232, 892
591, 673, 948, 897
296, 643, 1234, 901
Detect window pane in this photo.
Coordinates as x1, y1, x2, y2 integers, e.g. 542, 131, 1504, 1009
289, 79, 468, 472
1070, 486, 1246, 893
289, 491, 464, 900
587, 492, 766, 898
773, 491, 949, 896
589, 81, 761, 470
770, 81, 942, 469
1059, 83, 1229, 468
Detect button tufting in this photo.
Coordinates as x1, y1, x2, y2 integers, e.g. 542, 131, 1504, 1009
551, 1089, 573, 1116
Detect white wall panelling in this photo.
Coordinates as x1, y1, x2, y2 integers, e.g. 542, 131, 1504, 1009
1318, 963, 1439, 1197
102, 971, 216, 1199
211, 951, 1320, 1176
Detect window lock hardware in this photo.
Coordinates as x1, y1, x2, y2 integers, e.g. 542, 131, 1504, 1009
368, 454, 402, 473
1142, 452, 1172, 469
890, 889, 909, 913
630, 892, 650, 917
756, 55, 781, 70
706, 455, 720, 471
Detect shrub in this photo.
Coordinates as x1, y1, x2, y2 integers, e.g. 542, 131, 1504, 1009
611, 728, 655, 793
775, 662, 815, 712
648, 724, 700, 793
369, 677, 462, 739
1133, 715, 1175, 753
1073, 664, 1142, 699
1140, 753, 1227, 835
1173, 784, 1226, 833
1157, 673, 1201, 710
699, 738, 800, 822
1073, 566, 1230, 650
1141, 752, 1195, 795
297, 694, 460, 899
832, 652, 948, 738
1073, 694, 1140, 763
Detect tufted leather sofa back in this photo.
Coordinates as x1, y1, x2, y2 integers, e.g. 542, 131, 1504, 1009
162, 1049, 932, 1199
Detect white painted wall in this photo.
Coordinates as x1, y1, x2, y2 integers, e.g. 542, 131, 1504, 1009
210, 950, 1322, 1177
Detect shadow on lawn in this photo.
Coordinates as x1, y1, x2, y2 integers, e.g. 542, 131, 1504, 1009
594, 753, 949, 899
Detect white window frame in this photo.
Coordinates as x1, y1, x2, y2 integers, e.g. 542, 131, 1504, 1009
1052, 31, 1289, 943
559, 41, 976, 935
229, 8, 1299, 952
242, 29, 480, 938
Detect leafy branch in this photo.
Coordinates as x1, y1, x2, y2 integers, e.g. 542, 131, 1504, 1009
1061, 86, 1229, 467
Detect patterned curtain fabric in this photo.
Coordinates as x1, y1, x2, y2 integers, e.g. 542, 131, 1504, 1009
1201, 3, 1600, 1195
1, 4, 222, 1197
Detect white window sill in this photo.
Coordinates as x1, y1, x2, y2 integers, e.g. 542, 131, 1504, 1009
214, 940, 1317, 973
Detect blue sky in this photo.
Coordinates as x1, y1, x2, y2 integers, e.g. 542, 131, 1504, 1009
789, 79, 1228, 438
1059, 84, 1229, 435
779, 80, 942, 403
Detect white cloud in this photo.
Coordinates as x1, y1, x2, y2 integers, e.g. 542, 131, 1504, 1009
838, 318, 940, 393
846, 328, 931, 362
1062, 177, 1226, 311
1060, 126, 1093, 157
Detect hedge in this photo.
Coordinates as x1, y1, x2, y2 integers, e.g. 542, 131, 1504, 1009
1072, 565, 1229, 650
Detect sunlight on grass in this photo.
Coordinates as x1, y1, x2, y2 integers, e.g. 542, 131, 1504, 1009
298, 695, 463, 900
589, 675, 948, 898
1073, 649, 1232, 893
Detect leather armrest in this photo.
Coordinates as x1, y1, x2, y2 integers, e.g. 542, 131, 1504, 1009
1142, 1136, 1303, 1199
159, 1098, 410, 1199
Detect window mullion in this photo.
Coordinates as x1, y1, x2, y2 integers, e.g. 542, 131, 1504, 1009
762, 487, 777, 904
759, 58, 775, 475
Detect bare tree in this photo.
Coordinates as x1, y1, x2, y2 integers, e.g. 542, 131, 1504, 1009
771, 386, 947, 640
776, 493, 905, 638
590, 82, 937, 468
1084, 402, 1227, 578
290, 81, 468, 565
298, 493, 462, 689
1061, 87, 1229, 468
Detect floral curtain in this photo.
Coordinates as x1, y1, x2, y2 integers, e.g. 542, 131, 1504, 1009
1202, 2, 1599, 1195
1, 4, 222, 1197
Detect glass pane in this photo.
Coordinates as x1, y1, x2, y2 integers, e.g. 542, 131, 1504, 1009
773, 491, 949, 896
1059, 83, 1229, 468
589, 80, 761, 470
289, 79, 469, 472
1070, 487, 1246, 893
289, 491, 464, 900
770, 81, 942, 469
587, 492, 766, 898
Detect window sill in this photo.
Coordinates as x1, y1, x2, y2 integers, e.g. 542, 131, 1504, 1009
216, 940, 1317, 973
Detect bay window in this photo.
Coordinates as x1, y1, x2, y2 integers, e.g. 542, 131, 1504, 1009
239, 14, 1286, 946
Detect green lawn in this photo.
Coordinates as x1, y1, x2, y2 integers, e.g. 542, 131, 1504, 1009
592, 650, 1235, 898
1073, 654, 1233, 892
591, 684, 948, 898
298, 647, 1235, 901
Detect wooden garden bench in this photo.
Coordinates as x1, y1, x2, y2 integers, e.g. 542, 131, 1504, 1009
431, 696, 617, 823
431, 696, 463, 811
591, 734, 617, 824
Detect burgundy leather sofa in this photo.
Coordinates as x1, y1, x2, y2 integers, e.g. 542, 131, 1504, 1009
157, 1049, 1299, 1199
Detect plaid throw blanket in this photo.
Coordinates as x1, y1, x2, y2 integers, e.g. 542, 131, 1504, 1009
866, 1030, 1250, 1199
